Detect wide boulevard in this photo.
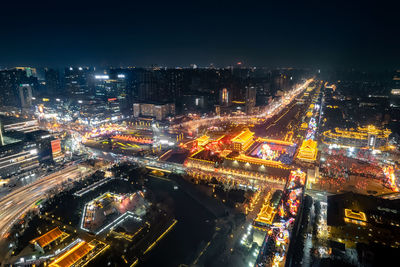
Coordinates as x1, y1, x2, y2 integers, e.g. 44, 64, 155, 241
0, 165, 91, 239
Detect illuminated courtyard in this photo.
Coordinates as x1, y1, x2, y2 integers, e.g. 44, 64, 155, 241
81, 192, 147, 235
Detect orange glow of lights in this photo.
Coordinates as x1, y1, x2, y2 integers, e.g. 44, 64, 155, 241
112, 134, 153, 144
49, 241, 94, 267
382, 166, 399, 192
344, 209, 367, 222
297, 139, 318, 162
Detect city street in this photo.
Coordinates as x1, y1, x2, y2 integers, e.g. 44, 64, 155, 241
0, 165, 92, 240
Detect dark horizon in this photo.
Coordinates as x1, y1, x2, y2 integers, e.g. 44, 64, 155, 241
1, 0, 399, 70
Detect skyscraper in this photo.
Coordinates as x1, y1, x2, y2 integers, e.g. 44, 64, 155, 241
390, 70, 400, 108
19, 84, 33, 110
64, 67, 92, 97
15, 67, 37, 77
166, 69, 184, 103
0, 68, 34, 108
137, 69, 158, 102
45, 68, 61, 95
219, 88, 231, 107
245, 86, 256, 114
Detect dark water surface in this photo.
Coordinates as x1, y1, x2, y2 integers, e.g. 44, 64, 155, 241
140, 177, 216, 267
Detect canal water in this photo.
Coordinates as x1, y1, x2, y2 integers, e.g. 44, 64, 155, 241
140, 177, 216, 267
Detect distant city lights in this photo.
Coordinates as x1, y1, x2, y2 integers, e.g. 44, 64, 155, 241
95, 75, 110, 79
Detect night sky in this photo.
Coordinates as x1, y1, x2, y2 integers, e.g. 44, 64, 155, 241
0, 0, 399, 69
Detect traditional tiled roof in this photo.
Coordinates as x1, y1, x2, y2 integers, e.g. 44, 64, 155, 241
231, 129, 254, 144
30, 227, 64, 248
49, 241, 94, 267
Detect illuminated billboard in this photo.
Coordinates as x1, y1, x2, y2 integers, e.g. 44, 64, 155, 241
51, 139, 62, 162
51, 139, 61, 153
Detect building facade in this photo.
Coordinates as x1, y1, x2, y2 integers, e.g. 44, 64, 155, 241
133, 103, 175, 121
322, 125, 391, 150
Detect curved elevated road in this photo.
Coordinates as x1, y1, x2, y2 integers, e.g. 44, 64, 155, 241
0, 165, 92, 239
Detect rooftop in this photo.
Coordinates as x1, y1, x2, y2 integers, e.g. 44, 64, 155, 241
327, 192, 400, 228
231, 128, 254, 144
49, 241, 94, 267
0, 115, 36, 126
30, 227, 66, 248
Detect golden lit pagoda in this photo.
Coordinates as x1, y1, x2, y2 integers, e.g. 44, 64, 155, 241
297, 139, 318, 162
300, 122, 308, 129
231, 128, 254, 152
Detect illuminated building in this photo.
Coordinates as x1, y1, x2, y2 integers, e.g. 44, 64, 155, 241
0, 139, 39, 178
51, 139, 63, 162
0, 130, 56, 179
327, 192, 400, 249
0, 119, 41, 178
195, 135, 210, 147
92, 72, 128, 100
45, 68, 61, 95
81, 192, 147, 235
0, 117, 56, 178
49, 241, 94, 267
231, 128, 254, 152
93, 73, 110, 98
46, 238, 109, 267
219, 88, 231, 107
253, 190, 283, 230
180, 94, 209, 112
1, 116, 39, 133
254, 169, 306, 266
30, 227, 69, 253
112, 134, 153, 144
322, 125, 391, 150
133, 102, 175, 121
0, 68, 37, 107
344, 209, 367, 226
15, 67, 37, 77
245, 86, 256, 114
69, 98, 124, 125
24, 130, 54, 162
390, 70, 400, 108
215, 105, 221, 116
18, 84, 33, 110
296, 139, 318, 162
133, 103, 140, 118
64, 67, 92, 97
186, 129, 296, 180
